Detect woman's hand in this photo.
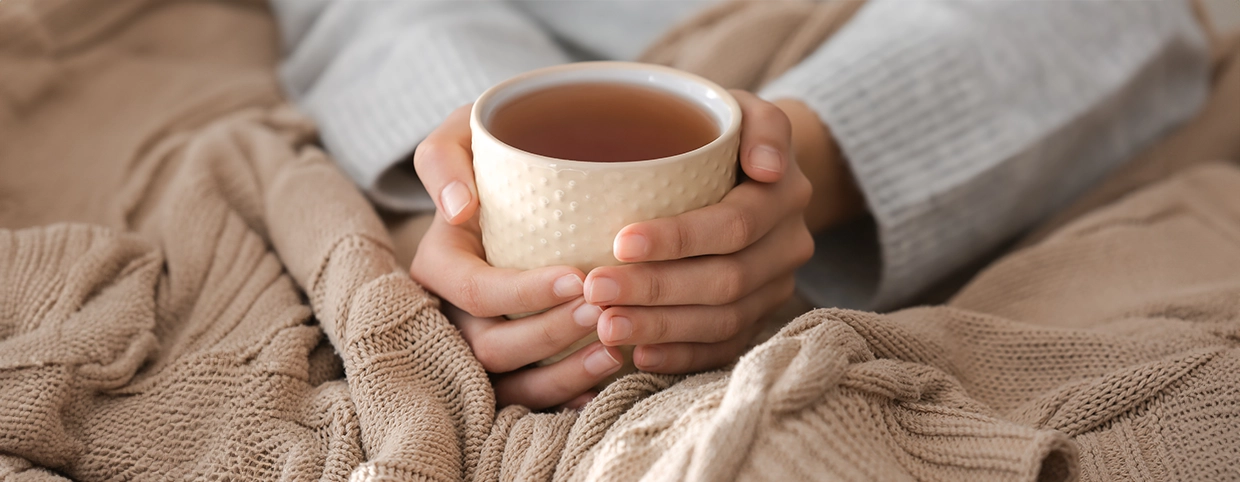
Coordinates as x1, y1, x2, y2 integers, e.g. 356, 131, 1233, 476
410, 105, 621, 410
586, 91, 818, 374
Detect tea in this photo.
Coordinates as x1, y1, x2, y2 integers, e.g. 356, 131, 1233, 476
488, 82, 719, 162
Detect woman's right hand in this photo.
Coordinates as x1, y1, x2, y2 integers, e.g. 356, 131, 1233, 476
409, 105, 622, 410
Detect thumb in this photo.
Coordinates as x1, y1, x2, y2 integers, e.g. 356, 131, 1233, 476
413, 104, 479, 224
731, 90, 791, 184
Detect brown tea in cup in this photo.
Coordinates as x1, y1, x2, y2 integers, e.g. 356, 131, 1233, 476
487, 82, 719, 162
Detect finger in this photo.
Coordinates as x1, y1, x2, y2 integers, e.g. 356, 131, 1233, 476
413, 104, 478, 224
412, 216, 586, 317
494, 342, 624, 409
631, 323, 761, 374
731, 90, 792, 183
587, 218, 814, 306
597, 276, 795, 346
561, 391, 598, 410
450, 299, 603, 373
611, 168, 812, 263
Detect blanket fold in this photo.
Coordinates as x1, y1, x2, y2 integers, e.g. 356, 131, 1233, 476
2, 0, 1238, 481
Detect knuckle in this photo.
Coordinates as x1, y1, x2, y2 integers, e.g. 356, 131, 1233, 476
719, 308, 746, 340
651, 310, 672, 343
455, 274, 486, 316
725, 206, 756, 248
791, 174, 813, 208
646, 272, 666, 304
412, 140, 444, 171
674, 219, 695, 258
472, 339, 505, 372
513, 280, 536, 311
714, 259, 747, 303
753, 101, 787, 126
679, 347, 697, 373
771, 110, 793, 135
409, 254, 429, 286
539, 321, 560, 351
727, 259, 750, 299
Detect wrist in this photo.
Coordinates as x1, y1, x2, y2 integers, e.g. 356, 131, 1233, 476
771, 98, 866, 233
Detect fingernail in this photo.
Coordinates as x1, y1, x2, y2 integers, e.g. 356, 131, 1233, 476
553, 274, 583, 298
749, 145, 784, 174
440, 181, 471, 220
584, 347, 622, 376
586, 277, 620, 304
603, 316, 632, 344
573, 303, 602, 328
613, 233, 649, 261
638, 346, 665, 369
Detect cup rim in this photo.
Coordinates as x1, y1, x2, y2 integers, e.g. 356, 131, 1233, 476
470, 61, 742, 169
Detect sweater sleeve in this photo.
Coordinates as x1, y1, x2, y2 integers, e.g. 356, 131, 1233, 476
270, 0, 570, 211
759, 0, 1210, 310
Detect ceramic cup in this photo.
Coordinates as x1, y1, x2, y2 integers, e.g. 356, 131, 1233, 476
471, 61, 741, 275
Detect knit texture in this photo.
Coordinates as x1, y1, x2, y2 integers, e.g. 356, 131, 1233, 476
0, 0, 490, 479
759, 0, 1211, 310
2, 1, 1239, 481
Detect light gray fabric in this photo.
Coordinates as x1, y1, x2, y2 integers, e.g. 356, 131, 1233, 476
510, 0, 708, 61
271, 0, 574, 211
271, 0, 1209, 310
764, 0, 1211, 309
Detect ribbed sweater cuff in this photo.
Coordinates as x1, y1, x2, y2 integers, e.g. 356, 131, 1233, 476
306, 71, 465, 213
280, 9, 569, 212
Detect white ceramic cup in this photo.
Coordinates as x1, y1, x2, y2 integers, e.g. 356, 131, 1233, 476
470, 61, 742, 275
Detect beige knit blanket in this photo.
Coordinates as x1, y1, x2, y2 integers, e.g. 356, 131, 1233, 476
3, 0, 1239, 481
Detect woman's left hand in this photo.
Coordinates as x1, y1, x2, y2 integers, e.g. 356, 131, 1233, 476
585, 90, 816, 373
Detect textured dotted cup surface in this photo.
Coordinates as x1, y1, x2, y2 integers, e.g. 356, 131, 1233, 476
471, 62, 742, 274
472, 139, 738, 272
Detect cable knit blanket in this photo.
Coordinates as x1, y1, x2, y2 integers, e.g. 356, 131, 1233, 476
2, 0, 1239, 481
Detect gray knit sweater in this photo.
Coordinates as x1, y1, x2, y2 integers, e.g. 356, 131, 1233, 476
272, 0, 1209, 310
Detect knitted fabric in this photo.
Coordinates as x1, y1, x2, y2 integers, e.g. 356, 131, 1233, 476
1, 0, 1238, 481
